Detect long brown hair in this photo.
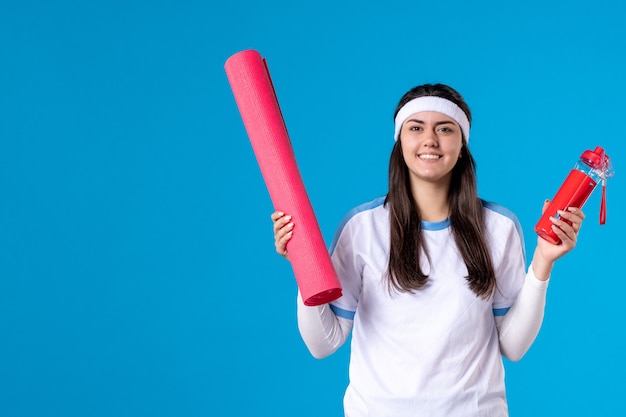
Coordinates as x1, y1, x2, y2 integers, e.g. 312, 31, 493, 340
385, 84, 496, 299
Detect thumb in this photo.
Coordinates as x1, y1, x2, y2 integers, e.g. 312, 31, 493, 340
541, 199, 550, 214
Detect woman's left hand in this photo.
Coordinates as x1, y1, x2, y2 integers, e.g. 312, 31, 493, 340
537, 204, 586, 263
531, 201, 586, 281
537, 207, 585, 261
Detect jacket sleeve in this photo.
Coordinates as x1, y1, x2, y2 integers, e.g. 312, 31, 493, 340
495, 265, 549, 362
296, 291, 353, 359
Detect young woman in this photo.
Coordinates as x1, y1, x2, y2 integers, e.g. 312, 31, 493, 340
271, 84, 584, 416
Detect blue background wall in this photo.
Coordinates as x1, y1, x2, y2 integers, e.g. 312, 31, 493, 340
1, 1, 624, 415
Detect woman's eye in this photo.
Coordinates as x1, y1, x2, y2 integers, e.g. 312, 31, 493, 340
409, 125, 422, 131
438, 127, 453, 133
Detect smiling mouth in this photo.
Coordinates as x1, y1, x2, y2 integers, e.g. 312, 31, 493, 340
418, 154, 441, 160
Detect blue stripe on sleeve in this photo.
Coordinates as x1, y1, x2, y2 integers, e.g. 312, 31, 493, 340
493, 307, 510, 317
330, 304, 356, 320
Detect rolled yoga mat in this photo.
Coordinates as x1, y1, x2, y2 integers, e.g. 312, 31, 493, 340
224, 49, 342, 306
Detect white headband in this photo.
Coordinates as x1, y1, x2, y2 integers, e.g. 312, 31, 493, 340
393, 96, 470, 142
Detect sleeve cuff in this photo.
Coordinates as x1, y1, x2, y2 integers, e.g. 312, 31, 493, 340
527, 264, 550, 290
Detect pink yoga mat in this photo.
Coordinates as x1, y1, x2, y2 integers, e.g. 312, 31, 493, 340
224, 50, 342, 306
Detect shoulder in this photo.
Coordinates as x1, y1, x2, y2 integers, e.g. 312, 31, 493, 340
482, 199, 517, 220
481, 199, 526, 259
329, 196, 388, 254
481, 200, 522, 231
339, 196, 388, 227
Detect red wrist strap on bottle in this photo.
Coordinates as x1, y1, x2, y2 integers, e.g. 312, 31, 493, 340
600, 179, 607, 225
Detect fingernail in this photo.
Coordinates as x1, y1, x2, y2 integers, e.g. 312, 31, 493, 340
287, 222, 294, 229
285, 215, 292, 221
277, 211, 284, 216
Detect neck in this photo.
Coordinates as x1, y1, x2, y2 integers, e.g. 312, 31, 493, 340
411, 179, 451, 222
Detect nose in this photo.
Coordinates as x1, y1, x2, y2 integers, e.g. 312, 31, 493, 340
422, 128, 439, 146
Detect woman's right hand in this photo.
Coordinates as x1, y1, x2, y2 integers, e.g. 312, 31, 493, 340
271, 211, 294, 261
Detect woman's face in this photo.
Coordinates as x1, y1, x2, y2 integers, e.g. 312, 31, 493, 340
399, 111, 464, 188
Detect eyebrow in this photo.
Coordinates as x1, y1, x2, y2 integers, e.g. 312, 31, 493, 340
405, 118, 456, 126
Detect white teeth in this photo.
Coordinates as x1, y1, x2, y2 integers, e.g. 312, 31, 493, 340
419, 154, 440, 160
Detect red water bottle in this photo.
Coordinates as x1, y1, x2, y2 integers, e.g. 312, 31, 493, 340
535, 146, 614, 244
